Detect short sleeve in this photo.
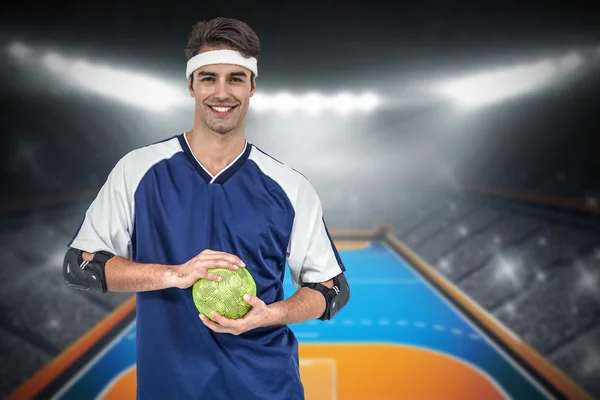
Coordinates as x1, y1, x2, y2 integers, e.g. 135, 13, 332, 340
68, 155, 134, 259
286, 178, 345, 289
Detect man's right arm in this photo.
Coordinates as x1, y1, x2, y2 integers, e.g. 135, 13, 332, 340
91, 253, 176, 292
68, 249, 245, 293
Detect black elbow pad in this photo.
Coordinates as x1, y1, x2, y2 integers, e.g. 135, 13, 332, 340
303, 273, 350, 321
63, 248, 113, 293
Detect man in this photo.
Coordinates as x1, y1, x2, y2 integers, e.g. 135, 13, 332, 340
62, 17, 350, 400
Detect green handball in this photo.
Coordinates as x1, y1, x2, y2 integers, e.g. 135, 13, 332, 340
192, 267, 257, 321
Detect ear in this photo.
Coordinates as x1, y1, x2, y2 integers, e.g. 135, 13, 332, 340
249, 78, 256, 98
188, 77, 194, 97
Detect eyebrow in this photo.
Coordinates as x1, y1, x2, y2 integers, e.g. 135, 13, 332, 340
198, 71, 248, 78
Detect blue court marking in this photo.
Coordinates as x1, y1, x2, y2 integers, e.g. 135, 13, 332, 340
55, 241, 552, 400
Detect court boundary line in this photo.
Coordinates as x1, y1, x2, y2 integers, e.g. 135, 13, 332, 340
93, 364, 136, 400
7, 224, 592, 400
7, 296, 136, 400
371, 225, 593, 400
380, 240, 553, 399
50, 320, 136, 400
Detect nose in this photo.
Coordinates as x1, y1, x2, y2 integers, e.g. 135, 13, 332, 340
213, 78, 233, 102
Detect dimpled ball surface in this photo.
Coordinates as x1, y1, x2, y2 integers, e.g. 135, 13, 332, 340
192, 267, 257, 320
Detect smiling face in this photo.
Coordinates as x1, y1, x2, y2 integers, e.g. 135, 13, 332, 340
188, 51, 256, 135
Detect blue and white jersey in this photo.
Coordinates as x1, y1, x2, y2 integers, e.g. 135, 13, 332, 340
68, 132, 345, 400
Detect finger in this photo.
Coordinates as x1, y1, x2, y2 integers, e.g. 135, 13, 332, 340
198, 252, 246, 268
215, 253, 245, 268
213, 259, 242, 270
200, 249, 220, 255
195, 258, 239, 271
200, 271, 223, 282
209, 311, 237, 328
243, 294, 263, 307
199, 314, 227, 333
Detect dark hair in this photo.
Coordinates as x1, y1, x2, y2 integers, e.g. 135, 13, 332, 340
185, 17, 260, 81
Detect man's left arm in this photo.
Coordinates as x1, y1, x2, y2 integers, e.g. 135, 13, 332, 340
201, 274, 349, 334
275, 175, 351, 324
266, 276, 341, 325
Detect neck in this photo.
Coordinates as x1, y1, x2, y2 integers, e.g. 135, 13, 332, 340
187, 121, 247, 177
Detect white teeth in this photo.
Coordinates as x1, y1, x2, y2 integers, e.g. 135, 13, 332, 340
211, 106, 232, 113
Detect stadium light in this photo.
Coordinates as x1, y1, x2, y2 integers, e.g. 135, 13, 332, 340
7, 41, 383, 116
576, 260, 599, 294
438, 60, 560, 108
38, 51, 189, 111
558, 52, 584, 71
437, 51, 586, 109
493, 255, 521, 286
251, 91, 381, 115
8, 41, 31, 58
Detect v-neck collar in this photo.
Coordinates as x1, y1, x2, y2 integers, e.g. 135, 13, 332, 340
178, 132, 252, 184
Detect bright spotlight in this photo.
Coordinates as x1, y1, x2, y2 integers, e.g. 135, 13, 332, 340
558, 52, 584, 71
493, 255, 522, 286
577, 266, 599, 293
438, 59, 560, 109
360, 92, 381, 111
10, 42, 189, 112
66, 59, 188, 111
8, 42, 31, 58
303, 92, 328, 116
42, 52, 69, 72
12, 41, 382, 115
437, 49, 590, 109
331, 92, 354, 116
249, 91, 381, 115
271, 92, 299, 114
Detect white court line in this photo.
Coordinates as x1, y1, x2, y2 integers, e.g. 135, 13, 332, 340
51, 320, 136, 400
94, 365, 135, 400
337, 318, 483, 343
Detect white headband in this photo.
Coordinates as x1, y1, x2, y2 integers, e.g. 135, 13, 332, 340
186, 49, 258, 80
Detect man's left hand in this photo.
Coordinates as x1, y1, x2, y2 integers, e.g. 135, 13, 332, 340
199, 294, 276, 335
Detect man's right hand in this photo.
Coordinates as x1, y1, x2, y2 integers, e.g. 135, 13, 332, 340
172, 249, 246, 289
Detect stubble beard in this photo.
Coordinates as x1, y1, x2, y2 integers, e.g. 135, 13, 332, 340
199, 104, 240, 135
